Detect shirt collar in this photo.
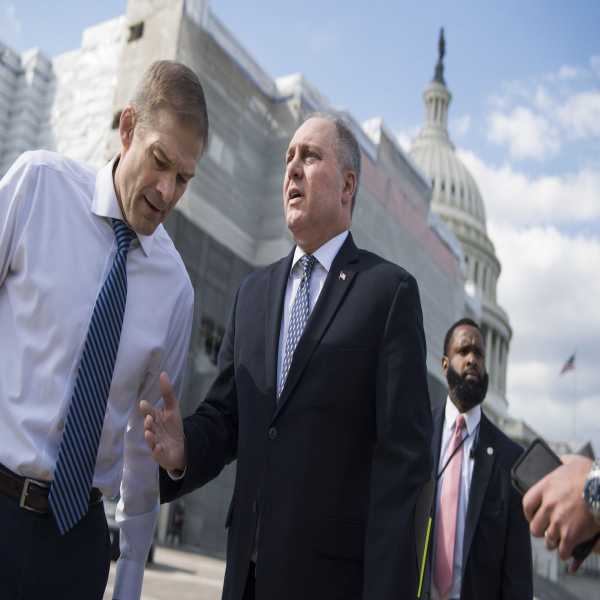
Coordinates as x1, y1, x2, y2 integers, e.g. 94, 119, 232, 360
444, 396, 481, 437
91, 155, 155, 257
291, 230, 349, 275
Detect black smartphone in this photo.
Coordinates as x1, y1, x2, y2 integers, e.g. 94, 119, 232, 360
511, 437, 562, 495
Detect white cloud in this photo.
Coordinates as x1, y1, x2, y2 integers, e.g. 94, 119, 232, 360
475, 57, 600, 450
395, 125, 419, 153
450, 115, 471, 137
489, 222, 600, 449
557, 91, 600, 139
455, 145, 600, 448
557, 65, 580, 80
486, 57, 600, 164
533, 85, 556, 113
458, 149, 600, 225
488, 107, 560, 160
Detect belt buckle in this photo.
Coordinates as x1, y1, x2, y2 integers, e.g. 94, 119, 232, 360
19, 478, 48, 513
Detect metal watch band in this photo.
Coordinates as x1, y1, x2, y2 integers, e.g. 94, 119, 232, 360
584, 460, 600, 525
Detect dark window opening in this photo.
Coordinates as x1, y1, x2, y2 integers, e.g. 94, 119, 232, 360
111, 110, 122, 130
128, 22, 144, 43
200, 316, 224, 365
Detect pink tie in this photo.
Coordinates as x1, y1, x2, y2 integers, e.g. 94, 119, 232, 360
434, 414, 466, 598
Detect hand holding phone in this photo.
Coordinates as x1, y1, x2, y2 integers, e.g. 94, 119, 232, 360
512, 439, 600, 570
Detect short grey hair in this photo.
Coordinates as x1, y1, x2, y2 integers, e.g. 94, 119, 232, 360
305, 112, 361, 213
131, 60, 209, 152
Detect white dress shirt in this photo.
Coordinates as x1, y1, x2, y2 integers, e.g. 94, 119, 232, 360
0, 151, 194, 599
432, 398, 481, 600
276, 230, 349, 392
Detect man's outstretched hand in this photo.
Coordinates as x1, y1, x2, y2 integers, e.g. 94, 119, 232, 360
140, 372, 186, 473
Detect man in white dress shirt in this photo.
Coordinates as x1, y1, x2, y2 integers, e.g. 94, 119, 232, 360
427, 318, 532, 600
0, 60, 208, 599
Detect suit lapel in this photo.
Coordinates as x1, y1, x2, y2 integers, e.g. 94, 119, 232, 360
264, 249, 294, 414
432, 400, 445, 475
462, 414, 495, 568
421, 400, 445, 599
272, 234, 359, 422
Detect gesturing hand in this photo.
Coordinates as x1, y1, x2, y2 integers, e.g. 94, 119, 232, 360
139, 372, 187, 473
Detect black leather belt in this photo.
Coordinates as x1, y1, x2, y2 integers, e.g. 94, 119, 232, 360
0, 463, 102, 514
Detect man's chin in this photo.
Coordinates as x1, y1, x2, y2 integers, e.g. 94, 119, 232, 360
286, 213, 308, 238
129, 215, 160, 236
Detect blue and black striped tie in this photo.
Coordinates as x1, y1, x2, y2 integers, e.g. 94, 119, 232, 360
49, 219, 135, 534
278, 254, 316, 398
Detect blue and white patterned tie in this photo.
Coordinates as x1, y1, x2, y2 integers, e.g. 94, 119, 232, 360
278, 254, 316, 398
49, 219, 135, 534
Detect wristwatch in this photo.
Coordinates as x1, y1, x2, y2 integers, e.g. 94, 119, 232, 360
583, 460, 600, 525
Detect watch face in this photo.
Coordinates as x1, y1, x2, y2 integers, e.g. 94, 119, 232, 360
585, 474, 600, 515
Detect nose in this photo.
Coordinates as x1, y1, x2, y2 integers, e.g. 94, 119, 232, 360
156, 173, 176, 206
286, 154, 303, 181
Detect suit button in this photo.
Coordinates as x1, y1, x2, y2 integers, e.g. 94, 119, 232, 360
268, 427, 278, 440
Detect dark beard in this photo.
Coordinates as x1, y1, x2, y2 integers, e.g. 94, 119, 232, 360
447, 364, 489, 411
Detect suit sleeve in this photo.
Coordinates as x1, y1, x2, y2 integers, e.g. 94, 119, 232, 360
160, 287, 240, 503
364, 273, 433, 600
501, 462, 533, 600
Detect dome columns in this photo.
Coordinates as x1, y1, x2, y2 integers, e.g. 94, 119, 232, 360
423, 84, 452, 133
482, 323, 509, 399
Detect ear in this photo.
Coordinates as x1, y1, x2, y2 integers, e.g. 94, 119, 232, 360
441, 355, 449, 374
119, 106, 136, 151
341, 170, 357, 208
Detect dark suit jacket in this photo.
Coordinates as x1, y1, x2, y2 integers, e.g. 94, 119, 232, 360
423, 402, 532, 600
161, 233, 433, 600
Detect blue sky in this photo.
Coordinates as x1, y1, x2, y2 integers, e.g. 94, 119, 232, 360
2, 0, 600, 451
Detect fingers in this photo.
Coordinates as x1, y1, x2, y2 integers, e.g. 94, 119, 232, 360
141, 403, 160, 454
151, 442, 165, 463
530, 504, 551, 538
159, 372, 179, 412
139, 399, 155, 419
558, 531, 575, 561
523, 479, 544, 524
544, 526, 560, 551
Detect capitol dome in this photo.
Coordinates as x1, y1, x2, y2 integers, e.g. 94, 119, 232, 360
411, 117, 487, 233
409, 29, 512, 419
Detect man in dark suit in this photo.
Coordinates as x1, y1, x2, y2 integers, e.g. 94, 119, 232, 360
424, 318, 532, 600
140, 115, 432, 600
